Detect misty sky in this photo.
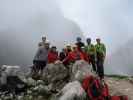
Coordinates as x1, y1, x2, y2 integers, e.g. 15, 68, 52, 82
0, 0, 83, 65
56, 0, 133, 75
57, 0, 133, 53
0, 0, 133, 53
0, 0, 133, 75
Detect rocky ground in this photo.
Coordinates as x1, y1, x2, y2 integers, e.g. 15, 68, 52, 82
105, 76, 133, 100
0, 62, 133, 100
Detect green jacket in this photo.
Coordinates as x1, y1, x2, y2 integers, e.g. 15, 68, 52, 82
85, 44, 96, 55
95, 43, 106, 56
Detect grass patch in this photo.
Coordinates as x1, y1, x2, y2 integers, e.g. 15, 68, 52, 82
105, 74, 129, 79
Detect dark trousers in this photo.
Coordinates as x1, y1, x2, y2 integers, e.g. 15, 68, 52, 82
33, 60, 47, 72
90, 55, 97, 72
96, 58, 104, 79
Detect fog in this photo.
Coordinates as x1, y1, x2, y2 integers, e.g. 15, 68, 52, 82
57, 0, 133, 75
0, 0, 83, 66
57, 0, 133, 53
0, 0, 133, 75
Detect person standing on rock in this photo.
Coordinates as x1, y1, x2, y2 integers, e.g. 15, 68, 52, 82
75, 37, 85, 52
65, 44, 72, 56
33, 40, 50, 75
85, 38, 97, 72
40, 35, 47, 46
95, 38, 106, 79
38, 42, 43, 47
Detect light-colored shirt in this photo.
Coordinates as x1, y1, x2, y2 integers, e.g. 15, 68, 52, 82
34, 46, 48, 61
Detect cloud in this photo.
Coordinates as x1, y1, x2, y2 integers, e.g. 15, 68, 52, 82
0, 0, 83, 65
0, 0, 133, 75
57, 0, 133, 53
57, 0, 133, 75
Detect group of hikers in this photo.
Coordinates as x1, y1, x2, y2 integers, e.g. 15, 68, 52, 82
33, 35, 106, 80
32, 36, 129, 100
0, 35, 128, 100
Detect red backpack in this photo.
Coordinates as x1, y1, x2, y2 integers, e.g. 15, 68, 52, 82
111, 96, 128, 100
82, 75, 109, 100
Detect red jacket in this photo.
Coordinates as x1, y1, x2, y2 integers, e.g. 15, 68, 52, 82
63, 51, 84, 64
80, 51, 90, 63
48, 51, 58, 63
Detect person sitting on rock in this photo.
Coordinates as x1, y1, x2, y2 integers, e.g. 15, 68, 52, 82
48, 46, 58, 64
80, 46, 90, 63
63, 45, 84, 65
65, 44, 72, 56
59, 48, 66, 61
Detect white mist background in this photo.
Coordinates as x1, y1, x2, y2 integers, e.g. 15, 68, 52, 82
0, 0, 133, 75
57, 0, 133, 53
57, 0, 133, 75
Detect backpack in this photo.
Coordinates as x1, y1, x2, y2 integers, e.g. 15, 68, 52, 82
90, 78, 101, 97
110, 96, 128, 100
82, 75, 109, 100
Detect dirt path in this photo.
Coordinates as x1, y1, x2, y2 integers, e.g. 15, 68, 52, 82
105, 77, 133, 100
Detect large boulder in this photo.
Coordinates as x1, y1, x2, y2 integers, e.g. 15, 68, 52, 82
0, 65, 21, 85
58, 81, 87, 100
42, 62, 69, 91
0, 65, 31, 85
71, 60, 94, 81
0, 65, 30, 94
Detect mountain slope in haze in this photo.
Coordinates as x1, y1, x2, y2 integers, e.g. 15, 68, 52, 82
0, 0, 83, 66
0, 17, 83, 66
106, 38, 133, 76
28, 13, 84, 48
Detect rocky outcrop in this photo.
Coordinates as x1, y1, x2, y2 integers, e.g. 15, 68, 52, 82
0, 65, 30, 85
58, 81, 87, 100
0, 61, 132, 100
0, 61, 91, 100
72, 60, 94, 81
42, 62, 69, 91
